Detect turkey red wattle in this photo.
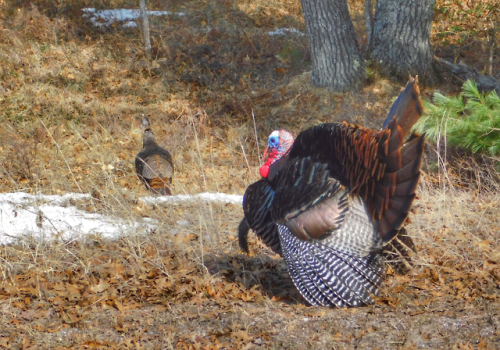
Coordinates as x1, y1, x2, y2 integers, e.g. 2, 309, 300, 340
259, 147, 278, 178
259, 130, 295, 178
259, 163, 270, 178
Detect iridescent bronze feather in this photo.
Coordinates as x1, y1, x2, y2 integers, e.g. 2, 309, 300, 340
240, 77, 425, 307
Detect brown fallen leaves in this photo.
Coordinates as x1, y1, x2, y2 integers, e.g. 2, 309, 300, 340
1, 222, 498, 348
0, 232, 277, 349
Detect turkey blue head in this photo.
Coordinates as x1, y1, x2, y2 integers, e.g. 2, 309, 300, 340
260, 130, 294, 178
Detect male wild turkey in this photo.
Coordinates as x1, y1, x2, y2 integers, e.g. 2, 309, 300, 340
239, 78, 425, 307
135, 117, 174, 195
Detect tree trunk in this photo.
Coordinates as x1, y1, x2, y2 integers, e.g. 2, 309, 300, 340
369, 0, 435, 82
300, 0, 365, 91
364, 0, 374, 48
139, 0, 152, 61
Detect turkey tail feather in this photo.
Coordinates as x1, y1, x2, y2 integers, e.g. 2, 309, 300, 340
372, 77, 425, 242
382, 227, 416, 275
382, 76, 423, 135
158, 187, 172, 196
149, 177, 173, 195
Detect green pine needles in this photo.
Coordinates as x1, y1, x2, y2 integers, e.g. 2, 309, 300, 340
414, 80, 500, 156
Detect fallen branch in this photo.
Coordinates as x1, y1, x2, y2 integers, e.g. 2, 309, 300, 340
434, 55, 500, 96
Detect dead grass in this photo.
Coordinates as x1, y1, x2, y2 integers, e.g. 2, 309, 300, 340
0, 0, 499, 348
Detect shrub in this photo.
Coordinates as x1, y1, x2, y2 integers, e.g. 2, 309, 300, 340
414, 80, 500, 156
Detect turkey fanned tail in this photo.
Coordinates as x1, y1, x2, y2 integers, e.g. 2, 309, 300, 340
288, 78, 424, 243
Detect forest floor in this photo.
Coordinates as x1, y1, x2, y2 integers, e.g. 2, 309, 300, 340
0, 0, 499, 348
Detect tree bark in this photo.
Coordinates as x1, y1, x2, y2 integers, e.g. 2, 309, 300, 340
300, 0, 365, 91
369, 0, 435, 82
139, 0, 152, 61
364, 0, 374, 48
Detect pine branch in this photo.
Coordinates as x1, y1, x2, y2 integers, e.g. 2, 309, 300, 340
415, 80, 500, 157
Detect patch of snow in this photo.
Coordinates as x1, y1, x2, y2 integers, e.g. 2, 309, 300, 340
82, 8, 185, 28
268, 28, 305, 36
0, 192, 153, 245
123, 21, 138, 28
0, 192, 91, 205
141, 192, 243, 205
0, 192, 242, 246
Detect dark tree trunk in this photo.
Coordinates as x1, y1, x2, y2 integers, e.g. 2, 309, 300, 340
369, 0, 435, 82
300, 0, 365, 91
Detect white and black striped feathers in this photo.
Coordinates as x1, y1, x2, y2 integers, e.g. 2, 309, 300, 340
240, 78, 425, 307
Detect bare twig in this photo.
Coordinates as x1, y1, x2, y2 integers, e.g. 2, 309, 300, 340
487, 22, 496, 76
192, 114, 207, 190
240, 144, 251, 176
251, 109, 261, 166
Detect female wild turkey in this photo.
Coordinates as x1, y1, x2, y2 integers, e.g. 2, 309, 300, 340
239, 78, 425, 307
135, 117, 174, 195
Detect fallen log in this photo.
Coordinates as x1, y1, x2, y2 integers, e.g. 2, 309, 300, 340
434, 55, 500, 96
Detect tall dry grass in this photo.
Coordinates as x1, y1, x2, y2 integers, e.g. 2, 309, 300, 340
0, 4, 499, 348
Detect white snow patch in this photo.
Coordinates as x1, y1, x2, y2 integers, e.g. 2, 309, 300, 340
0, 192, 91, 205
123, 21, 138, 28
268, 28, 305, 36
82, 8, 185, 28
0, 192, 154, 245
0, 192, 242, 246
141, 192, 243, 205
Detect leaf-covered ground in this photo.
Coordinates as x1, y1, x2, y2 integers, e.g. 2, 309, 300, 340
1, 191, 499, 349
0, 0, 499, 348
